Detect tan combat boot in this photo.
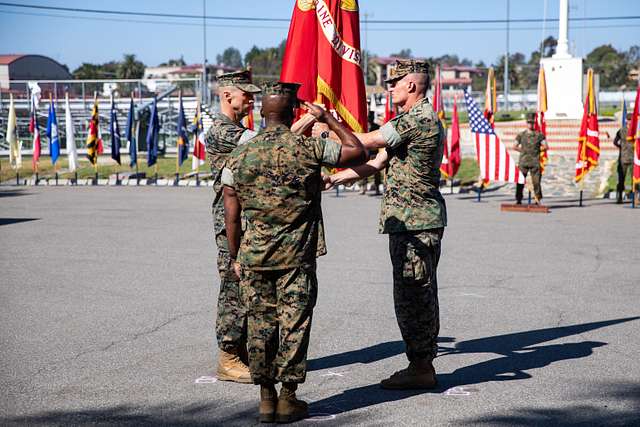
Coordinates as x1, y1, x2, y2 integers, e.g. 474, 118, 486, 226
216, 348, 252, 383
380, 359, 437, 390
275, 383, 308, 424
259, 384, 278, 423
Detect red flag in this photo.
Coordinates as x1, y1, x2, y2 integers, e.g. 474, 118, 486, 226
484, 67, 497, 129
575, 68, 600, 183
384, 90, 396, 123
535, 65, 548, 173
281, 0, 367, 132
632, 85, 640, 186
29, 99, 41, 170
628, 85, 639, 143
441, 95, 461, 178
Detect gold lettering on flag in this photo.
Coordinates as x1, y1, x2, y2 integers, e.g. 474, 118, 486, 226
315, 0, 361, 67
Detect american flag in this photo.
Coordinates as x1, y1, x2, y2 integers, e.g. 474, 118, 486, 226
464, 90, 524, 184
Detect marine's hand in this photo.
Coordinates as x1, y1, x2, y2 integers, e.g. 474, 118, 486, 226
312, 122, 330, 138
304, 102, 328, 123
232, 261, 241, 280
322, 173, 335, 191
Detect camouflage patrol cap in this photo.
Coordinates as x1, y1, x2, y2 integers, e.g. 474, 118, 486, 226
217, 70, 261, 93
262, 81, 301, 98
385, 59, 430, 83
526, 112, 536, 123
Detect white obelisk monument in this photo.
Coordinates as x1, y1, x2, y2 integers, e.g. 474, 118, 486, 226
541, 0, 583, 119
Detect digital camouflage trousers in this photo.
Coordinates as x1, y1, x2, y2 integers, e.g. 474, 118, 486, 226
240, 264, 318, 385
389, 228, 444, 363
215, 232, 247, 352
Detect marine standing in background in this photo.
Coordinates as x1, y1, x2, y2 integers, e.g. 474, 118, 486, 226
222, 82, 366, 423
205, 70, 260, 383
322, 59, 447, 390
613, 113, 634, 204
514, 112, 548, 204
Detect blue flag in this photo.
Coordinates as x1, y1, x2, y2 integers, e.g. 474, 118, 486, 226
110, 98, 121, 165
46, 99, 60, 164
126, 96, 136, 168
146, 98, 159, 167
176, 96, 189, 167
621, 98, 627, 129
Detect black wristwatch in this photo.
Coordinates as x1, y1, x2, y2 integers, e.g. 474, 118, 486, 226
320, 130, 330, 139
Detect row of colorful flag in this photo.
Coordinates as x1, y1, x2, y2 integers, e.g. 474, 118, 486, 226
6, 93, 208, 173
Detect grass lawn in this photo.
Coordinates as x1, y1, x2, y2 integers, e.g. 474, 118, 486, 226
0, 155, 204, 182
606, 160, 636, 193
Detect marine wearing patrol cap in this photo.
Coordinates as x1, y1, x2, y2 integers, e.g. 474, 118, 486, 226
217, 70, 261, 93
385, 59, 431, 83
261, 81, 301, 97
526, 112, 536, 123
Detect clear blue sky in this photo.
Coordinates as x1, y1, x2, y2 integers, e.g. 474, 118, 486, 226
0, 0, 638, 70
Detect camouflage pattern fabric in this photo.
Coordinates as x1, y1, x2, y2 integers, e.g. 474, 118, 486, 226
615, 128, 634, 165
389, 228, 443, 362
378, 97, 447, 234
516, 165, 543, 202
205, 112, 256, 236
215, 233, 246, 352
515, 129, 546, 168
240, 265, 318, 384
223, 124, 341, 270
385, 59, 430, 83
205, 112, 255, 351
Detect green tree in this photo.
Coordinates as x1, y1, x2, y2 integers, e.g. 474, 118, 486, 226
216, 47, 243, 68
116, 54, 145, 79
390, 49, 412, 58
159, 56, 186, 67
494, 52, 526, 90
585, 44, 629, 88
244, 40, 287, 82
72, 63, 102, 79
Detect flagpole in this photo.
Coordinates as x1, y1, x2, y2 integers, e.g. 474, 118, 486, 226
175, 91, 181, 187
93, 92, 99, 186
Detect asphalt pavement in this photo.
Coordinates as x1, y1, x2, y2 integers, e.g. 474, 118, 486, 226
1, 186, 639, 426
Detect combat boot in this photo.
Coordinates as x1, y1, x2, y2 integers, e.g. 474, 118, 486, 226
216, 348, 252, 383
275, 383, 308, 424
380, 359, 437, 390
259, 384, 278, 423
616, 191, 623, 204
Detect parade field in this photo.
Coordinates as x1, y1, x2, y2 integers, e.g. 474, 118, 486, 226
1, 187, 638, 426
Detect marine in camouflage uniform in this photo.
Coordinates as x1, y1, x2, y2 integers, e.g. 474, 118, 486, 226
205, 70, 260, 381
222, 82, 366, 423
326, 59, 447, 389
613, 114, 634, 203
514, 113, 547, 204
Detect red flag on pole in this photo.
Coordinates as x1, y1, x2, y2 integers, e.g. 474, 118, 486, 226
29, 97, 41, 170
281, 0, 367, 132
575, 68, 600, 183
631, 85, 640, 187
441, 95, 461, 178
535, 65, 548, 174
384, 90, 395, 123
484, 67, 497, 128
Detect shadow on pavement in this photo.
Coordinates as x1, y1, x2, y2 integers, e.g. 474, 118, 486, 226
308, 337, 455, 372
310, 317, 639, 417
0, 217, 39, 226
465, 381, 640, 426
4, 403, 258, 427
0, 189, 32, 198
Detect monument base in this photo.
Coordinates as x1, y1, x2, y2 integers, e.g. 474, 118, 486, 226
541, 56, 583, 120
